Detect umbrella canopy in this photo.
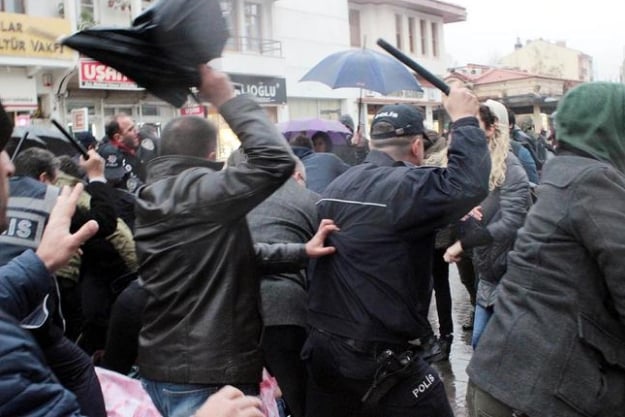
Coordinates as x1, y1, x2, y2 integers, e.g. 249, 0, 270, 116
8, 126, 78, 158
277, 118, 351, 145
299, 48, 423, 95
61, 0, 229, 107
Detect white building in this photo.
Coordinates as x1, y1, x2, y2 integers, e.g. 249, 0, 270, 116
0, 0, 465, 158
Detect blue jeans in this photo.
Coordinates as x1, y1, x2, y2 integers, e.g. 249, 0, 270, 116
471, 304, 493, 349
142, 379, 258, 417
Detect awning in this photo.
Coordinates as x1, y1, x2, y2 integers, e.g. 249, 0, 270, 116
0, 69, 37, 112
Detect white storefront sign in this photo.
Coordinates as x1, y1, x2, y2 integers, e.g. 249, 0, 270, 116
71, 108, 89, 132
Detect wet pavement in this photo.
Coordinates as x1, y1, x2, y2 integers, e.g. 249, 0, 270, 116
429, 265, 475, 417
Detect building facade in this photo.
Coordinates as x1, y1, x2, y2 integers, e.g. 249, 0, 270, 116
500, 38, 593, 83
1, 0, 465, 159
448, 64, 582, 132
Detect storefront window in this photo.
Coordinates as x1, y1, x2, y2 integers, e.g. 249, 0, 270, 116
141, 104, 159, 117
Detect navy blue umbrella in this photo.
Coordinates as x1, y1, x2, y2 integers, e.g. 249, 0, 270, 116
300, 47, 423, 95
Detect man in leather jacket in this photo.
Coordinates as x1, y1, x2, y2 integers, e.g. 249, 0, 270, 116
135, 66, 333, 417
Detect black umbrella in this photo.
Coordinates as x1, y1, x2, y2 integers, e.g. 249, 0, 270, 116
61, 0, 229, 107
8, 126, 78, 158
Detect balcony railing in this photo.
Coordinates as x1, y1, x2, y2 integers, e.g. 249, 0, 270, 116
225, 36, 282, 57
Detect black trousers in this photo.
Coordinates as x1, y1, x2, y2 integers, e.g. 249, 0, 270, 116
432, 247, 453, 336
456, 254, 477, 307
44, 335, 107, 417
302, 328, 453, 417
101, 279, 147, 374
262, 325, 308, 417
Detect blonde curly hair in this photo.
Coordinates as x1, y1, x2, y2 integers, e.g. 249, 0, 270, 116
480, 101, 510, 190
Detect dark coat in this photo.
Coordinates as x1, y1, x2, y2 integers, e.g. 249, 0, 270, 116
292, 147, 349, 193
463, 153, 531, 307
247, 178, 319, 328
308, 117, 491, 343
0, 251, 84, 417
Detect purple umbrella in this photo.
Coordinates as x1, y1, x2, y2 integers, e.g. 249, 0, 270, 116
277, 118, 351, 145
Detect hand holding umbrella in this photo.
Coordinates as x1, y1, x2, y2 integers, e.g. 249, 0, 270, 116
61, 0, 229, 107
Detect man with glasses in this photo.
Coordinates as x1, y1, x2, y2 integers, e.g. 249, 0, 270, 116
98, 114, 145, 193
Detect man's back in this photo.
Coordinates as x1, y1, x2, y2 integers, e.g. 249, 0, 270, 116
135, 87, 295, 389
296, 151, 349, 193
308, 125, 490, 344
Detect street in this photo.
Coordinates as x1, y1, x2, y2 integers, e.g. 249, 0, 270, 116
430, 265, 474, 417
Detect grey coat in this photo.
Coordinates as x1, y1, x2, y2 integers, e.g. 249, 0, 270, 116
247, 178, 319, 327
468, 155, 625, 417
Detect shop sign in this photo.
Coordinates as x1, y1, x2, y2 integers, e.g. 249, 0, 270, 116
0, 12, 73, 60
229, 74, 287, 105
180, 105, 206, 116
71, 108, 89, 132
79, 59, 143, 90
0, 71, 37, 111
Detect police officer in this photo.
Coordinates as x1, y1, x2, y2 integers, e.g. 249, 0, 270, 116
303, 84, 491, 417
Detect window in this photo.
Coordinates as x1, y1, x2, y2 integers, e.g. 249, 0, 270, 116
1, 0, 25, 13
395, 14, 403, 50
220, 0, 237, 33
141, 104, 159, 117
420, 19, 428, 56
349, 9, 361, 47
431, 22, 439, 57
243, 2, 262, 52
408, 17, 416, 53
78, 0, 96, 29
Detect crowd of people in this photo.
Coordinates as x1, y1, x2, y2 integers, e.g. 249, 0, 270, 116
0, 61, 624, 417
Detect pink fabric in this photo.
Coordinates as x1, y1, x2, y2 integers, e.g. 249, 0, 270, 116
95, 366, 280, 417
260, 368, 280, 417
95, 367, 162, 417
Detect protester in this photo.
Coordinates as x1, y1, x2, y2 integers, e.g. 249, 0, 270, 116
54, 156, 138, 354
423, 131, 455, 361
311, 131, 333, 153
507, 110, 539, 183
289, 134, 349, 193
246, 157, 319, 417
134, 65, 336, 417
335, 114, 370, 165
466, 82, 625, 417
443, 100, 531, 348
303, 85, 491, 417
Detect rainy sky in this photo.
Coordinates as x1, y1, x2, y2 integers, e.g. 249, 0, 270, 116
444, 0, 625, 81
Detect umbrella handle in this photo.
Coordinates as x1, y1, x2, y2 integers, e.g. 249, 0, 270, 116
11, 131, 28, 161
51, 119, 89, 159
376, 38, 450, 96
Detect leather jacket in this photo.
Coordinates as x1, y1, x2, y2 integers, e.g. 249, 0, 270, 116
135, 95, 296, 385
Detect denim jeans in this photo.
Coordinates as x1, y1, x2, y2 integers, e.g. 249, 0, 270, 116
142, 378, 258, 417
471, 304, 493, 349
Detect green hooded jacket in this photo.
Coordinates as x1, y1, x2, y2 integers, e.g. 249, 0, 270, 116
555, 82, 625, 175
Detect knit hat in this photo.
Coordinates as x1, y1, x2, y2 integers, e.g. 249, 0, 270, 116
556, 82, 625, 174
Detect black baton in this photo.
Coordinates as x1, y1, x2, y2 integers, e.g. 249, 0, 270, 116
51, 119, 89, 159
377, 38, 450, 96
